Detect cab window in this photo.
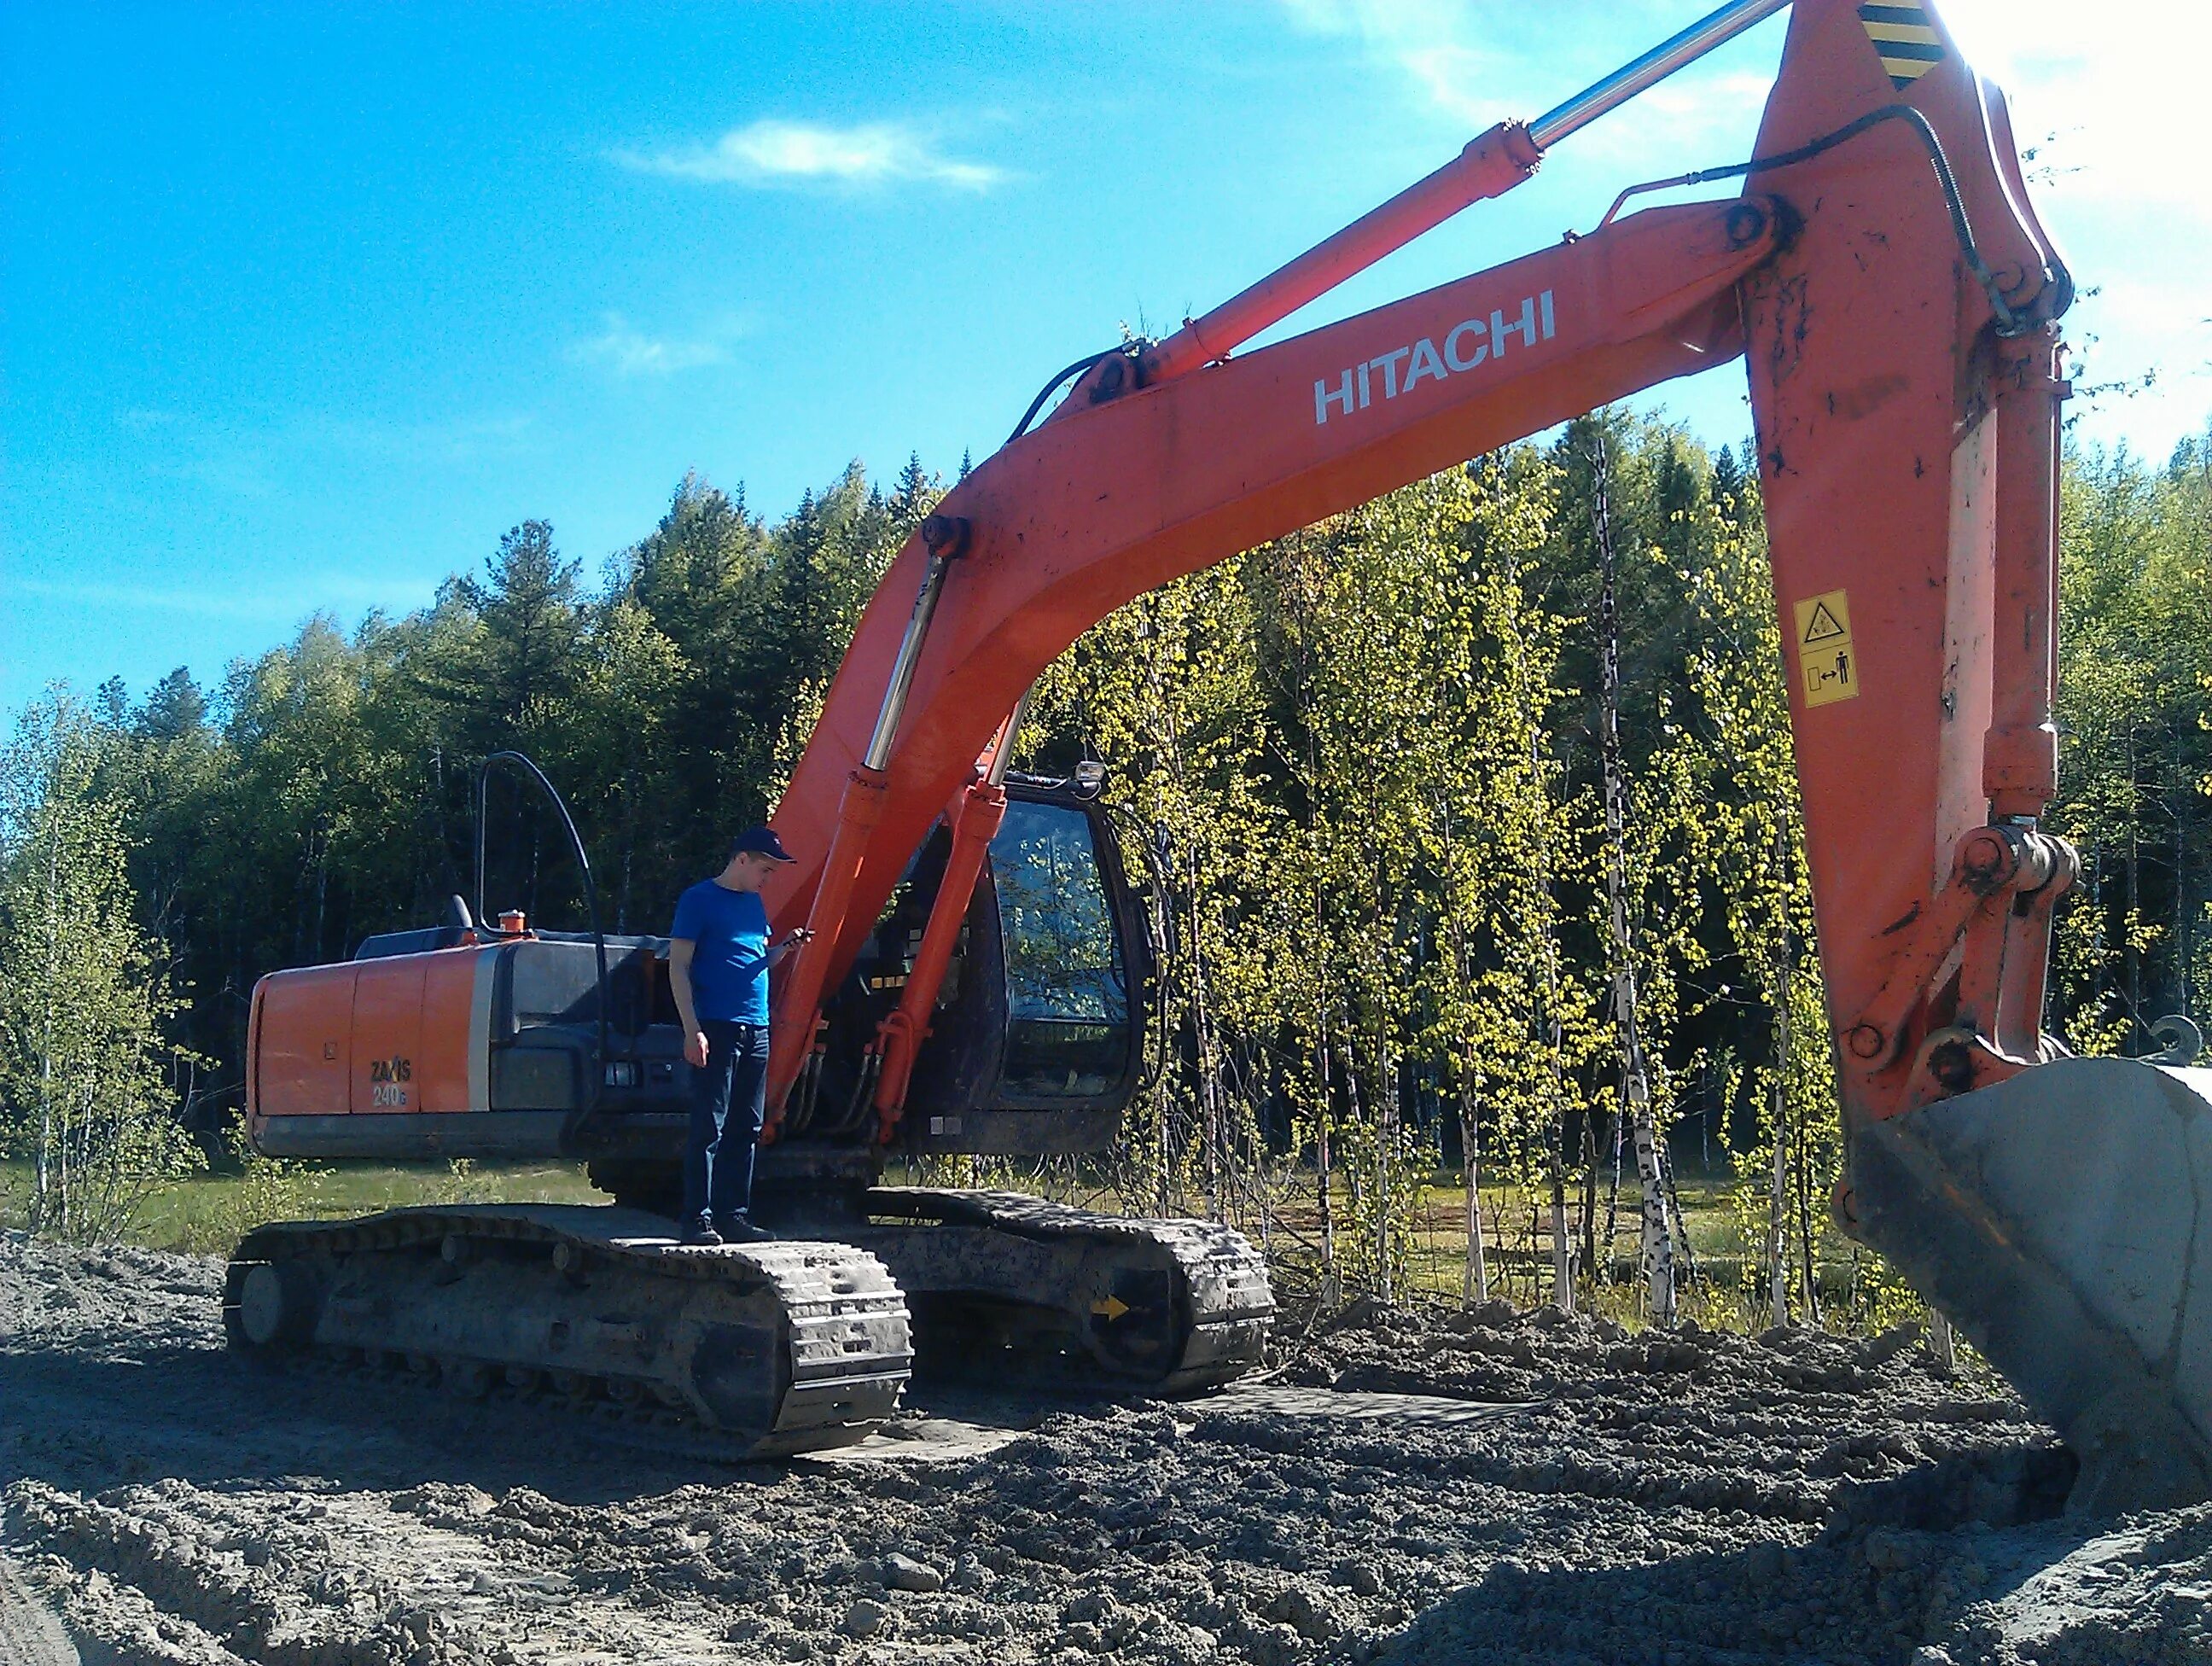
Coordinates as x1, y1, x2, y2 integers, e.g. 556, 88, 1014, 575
992, 800, 1128, 1098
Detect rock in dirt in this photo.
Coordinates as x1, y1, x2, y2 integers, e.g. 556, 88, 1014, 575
880, 1550, 945, 1593
842, 1595, 892, 1637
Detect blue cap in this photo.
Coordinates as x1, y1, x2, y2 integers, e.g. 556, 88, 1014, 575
731, 826, 796, 863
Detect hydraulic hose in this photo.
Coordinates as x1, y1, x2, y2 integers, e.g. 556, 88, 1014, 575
1598, 103, 2067, 336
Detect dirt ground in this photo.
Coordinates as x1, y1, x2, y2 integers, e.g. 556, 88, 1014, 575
2, 1230, 2207, 1665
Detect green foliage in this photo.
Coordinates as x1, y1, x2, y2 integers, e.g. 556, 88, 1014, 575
2047, 428, 2212, 1046
83, 461, 930, 1101
432, 1157, 483, 1207
0, 694, 204, 1241
1022, 415, 1812, 1310
166, 1129, 329, 1255
26, 414, 2212, 1336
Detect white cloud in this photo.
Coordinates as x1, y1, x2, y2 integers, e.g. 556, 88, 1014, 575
1278, 0, 1778, 168
3, 572, 439, 622
613, 118, 1003, 192
143, 428, 278, 498
569, 313, 738, 379
318, 411, 537, 464
1279, 0, 1509, 127
1932, 0, 2212, 457
1936, 1, 2209, 213
123, 407, 538, 496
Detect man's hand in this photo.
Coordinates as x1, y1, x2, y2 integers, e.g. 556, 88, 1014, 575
783, 928, 817, 947
685, 1029, 710, 1069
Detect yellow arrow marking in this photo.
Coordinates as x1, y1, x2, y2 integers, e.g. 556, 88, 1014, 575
1092, 1295, 1131, 1321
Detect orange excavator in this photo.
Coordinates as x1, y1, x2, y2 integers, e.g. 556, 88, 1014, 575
226, 0, 2208, 1510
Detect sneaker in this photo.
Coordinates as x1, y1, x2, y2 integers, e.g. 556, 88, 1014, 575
715, 1215, 777, 1244
679, 1215, 723, 1247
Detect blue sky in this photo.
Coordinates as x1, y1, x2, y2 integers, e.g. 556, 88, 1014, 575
3, 1, 2200, 719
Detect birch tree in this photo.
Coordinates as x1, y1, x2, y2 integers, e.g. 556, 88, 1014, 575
1680, 481, 1837, 1324
1413, 453, 1579, 1306
1583, 433, 1678, 1323
0, 696, 201, 1240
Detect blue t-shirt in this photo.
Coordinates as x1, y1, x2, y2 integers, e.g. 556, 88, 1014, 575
670, 880, 772, 1023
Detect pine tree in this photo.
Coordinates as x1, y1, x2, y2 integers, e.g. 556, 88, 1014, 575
446, 519, 586, 749
1711, 444, 1745, 514
136, 668, 207, 743
892, 451, 934, 523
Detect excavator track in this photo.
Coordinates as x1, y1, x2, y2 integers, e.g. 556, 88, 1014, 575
224, 1204, 911, 1459
851, 1187, 1273, 1395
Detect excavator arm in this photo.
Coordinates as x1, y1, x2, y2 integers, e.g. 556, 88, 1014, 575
763, 0, 2212, 1510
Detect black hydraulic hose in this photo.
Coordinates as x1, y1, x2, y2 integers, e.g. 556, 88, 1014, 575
474, 750, 613, 1146
1006, 349, 1121, 446
1600, 102, 2069, 337
1749, 104, 2030, 335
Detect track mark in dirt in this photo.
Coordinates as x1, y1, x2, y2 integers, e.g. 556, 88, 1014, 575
0, 1555, 79, 1666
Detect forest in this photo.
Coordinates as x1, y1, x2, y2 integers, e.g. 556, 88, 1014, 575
6, 410, 2211, 1322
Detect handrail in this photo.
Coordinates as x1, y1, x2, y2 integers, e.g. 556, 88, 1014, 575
475, 749, 614, 1149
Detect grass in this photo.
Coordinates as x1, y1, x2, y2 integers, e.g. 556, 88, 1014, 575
1, 1156, 602, 1255
3, 1150, 1920, 1336
1378, 1169, 1912, 1331
899, 1155, 1920, 1335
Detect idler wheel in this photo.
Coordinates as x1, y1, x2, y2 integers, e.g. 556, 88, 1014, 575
235, 1261, 317, 1349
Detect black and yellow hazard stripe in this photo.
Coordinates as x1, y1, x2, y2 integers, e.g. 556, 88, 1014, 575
1857, 3, 1946, 90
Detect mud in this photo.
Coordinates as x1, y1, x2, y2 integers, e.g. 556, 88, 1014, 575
3, 1230, 2207, 1664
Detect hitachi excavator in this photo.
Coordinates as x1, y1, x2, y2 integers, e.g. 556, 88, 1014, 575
225, 0, 2209, 1511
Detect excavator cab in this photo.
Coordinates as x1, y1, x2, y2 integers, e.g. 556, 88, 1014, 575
795, 778, 1150, 1156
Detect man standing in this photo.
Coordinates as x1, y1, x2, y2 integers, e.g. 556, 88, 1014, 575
668, 827, 812, 1246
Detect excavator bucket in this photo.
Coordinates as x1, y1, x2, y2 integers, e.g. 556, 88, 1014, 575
1849, 1059, 2212, 1514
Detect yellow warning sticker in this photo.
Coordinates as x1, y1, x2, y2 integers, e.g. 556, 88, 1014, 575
1793, 589, 1860, 708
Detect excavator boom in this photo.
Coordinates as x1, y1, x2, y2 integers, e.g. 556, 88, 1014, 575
760, 0, 2211, 1509
764, 201, 1780, 1095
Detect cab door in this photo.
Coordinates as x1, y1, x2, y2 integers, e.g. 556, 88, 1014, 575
894, 783, 1149, 1153
988, 795, 1138, 1104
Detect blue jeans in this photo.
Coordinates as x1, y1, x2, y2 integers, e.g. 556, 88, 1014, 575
683, 1020, 769, 1225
